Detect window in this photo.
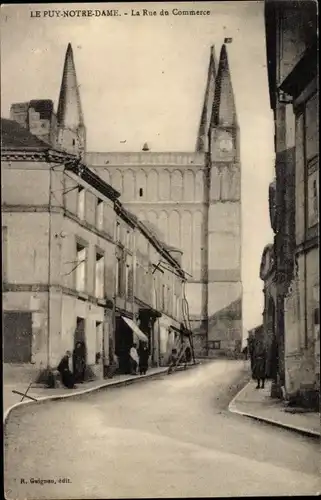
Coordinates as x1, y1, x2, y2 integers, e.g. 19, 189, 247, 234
77, 186, 85, 220
125, 263, 132, 298
161, 284, 165, 311
125, 230, 131, 250
127, 266, 133, 298
2, 226, 8, 282
115, 222, 120, 243
296, 92, 319, 234
307, 168, 319, 227
139, 188, 143, 197
116, 252, 124, 297
76, 242, 87, 292
115, 258, 120, 296
95, 251, 104, 299
96, 198, 104, 230
211, 341, 221, 350
176, 296, 181, 319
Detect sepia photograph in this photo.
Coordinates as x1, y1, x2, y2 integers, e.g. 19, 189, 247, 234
1, 1, 319, 498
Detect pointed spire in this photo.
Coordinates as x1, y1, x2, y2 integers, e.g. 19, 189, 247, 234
211, 43, 238, 128
196, 45, 218, 152
56, 43, 84, 129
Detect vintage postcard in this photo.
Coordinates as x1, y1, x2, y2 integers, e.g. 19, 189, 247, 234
2, 1, 319, 499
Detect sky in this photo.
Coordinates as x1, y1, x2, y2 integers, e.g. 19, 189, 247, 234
1, 1, 275, 332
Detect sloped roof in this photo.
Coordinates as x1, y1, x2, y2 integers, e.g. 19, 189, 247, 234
56, 43, 84, 128
211, 44, 238, 128
208, 297, 242, 325
196, 45, 217, 152
1, 118, 50, 150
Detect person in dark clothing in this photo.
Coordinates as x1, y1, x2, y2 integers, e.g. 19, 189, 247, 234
138, 342, 149, 375
253, 345, 267, 389
73, 341, 86, 383
242, 345, 248, 360
57, 351, 75, 389
185, 346, 192, 363
248, 337, 255, 378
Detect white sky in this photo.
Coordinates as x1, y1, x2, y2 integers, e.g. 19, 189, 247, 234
1, 1, 275, 331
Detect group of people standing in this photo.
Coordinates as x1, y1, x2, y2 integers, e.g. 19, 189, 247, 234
57, 341, 87, 389
129, 341, 149, 375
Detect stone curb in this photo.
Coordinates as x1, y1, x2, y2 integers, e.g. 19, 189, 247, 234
3, 362, 200, 427
228, 382, 320, 439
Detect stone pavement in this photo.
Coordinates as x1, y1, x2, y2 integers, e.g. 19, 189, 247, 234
3, 362, 200, 418
229, 379, 321, 438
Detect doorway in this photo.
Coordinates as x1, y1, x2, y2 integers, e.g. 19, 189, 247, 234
115, 316, 133, 374
3, 312, 32, 363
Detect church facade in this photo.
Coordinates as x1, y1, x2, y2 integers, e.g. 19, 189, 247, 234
9, 41, 243, 356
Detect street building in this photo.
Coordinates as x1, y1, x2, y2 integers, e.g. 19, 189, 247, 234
6, 41, 243, 358
264, 0, 319, 408
259, 243, 277, 381
85, 42, 243, 357
2, 44, 186, 382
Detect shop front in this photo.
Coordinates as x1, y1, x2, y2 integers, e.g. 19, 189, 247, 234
138, 307, 161, 366
114, 313, 148, 374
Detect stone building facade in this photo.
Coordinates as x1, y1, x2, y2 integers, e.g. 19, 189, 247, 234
86, 43, 243, 356
2, 43, 185, 381
259, 243, 277, 380
2, 117, 185, 380
6, 41, 243, 358
265, 0, 319, 407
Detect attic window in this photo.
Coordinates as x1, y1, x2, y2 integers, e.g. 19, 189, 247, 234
139, 188, 143, 197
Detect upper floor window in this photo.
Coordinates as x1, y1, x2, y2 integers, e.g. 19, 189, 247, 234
307, 165, 319, 228
116, 250, 125, 297
76, 242, 87, 292
161, 284, 165, 311
95, 250, 104, 299
2, 226, 8, 282
115, 222, 121, 243
125, 263, 134, 299
96, 198, 104, 230
77, 186, 85, 220
125, 230, 131, 250
139, 188, 143, 197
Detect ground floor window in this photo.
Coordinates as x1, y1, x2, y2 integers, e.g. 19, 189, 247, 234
208, 340, 221, 350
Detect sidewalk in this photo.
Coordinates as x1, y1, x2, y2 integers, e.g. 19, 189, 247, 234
3, 362, 200, 420
229, 380, 320, 438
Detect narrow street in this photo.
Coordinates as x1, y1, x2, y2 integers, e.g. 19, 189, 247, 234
4, 360, 321, 499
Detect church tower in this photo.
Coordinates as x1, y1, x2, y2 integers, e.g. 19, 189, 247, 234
196, 45, 218, 153
56, 43, 86, 156
205, 42, 242, 352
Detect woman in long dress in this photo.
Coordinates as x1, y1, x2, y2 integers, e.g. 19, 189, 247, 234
73, 342, 87, 383
57, 351, 75, 389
